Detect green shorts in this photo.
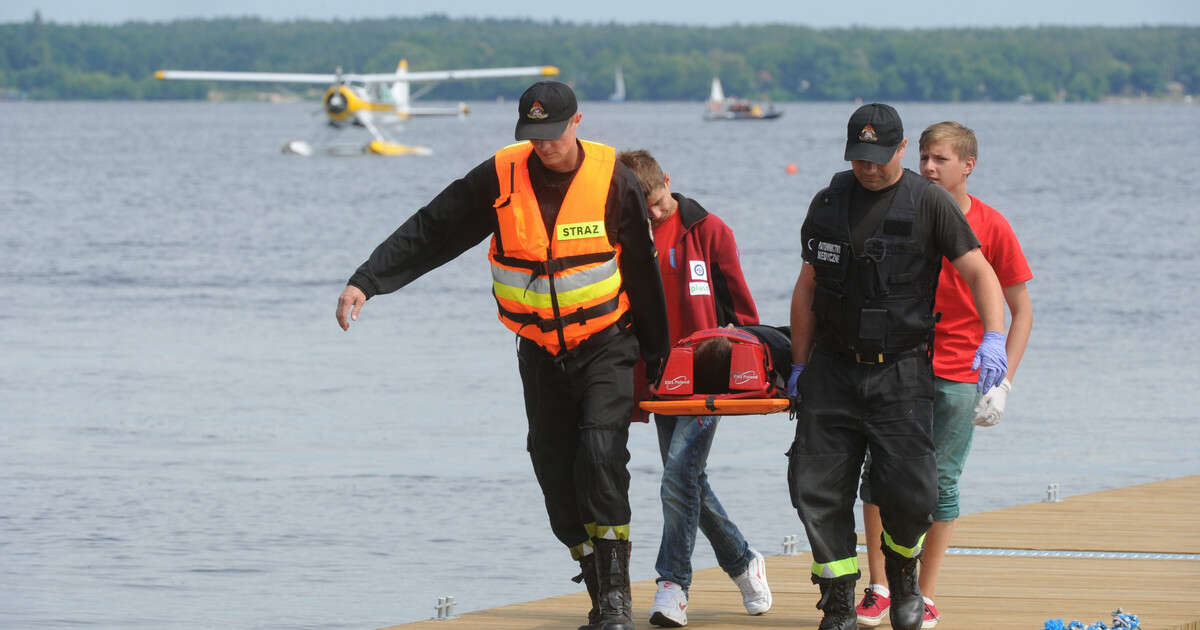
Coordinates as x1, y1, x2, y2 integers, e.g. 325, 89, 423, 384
859, 377, 980, 521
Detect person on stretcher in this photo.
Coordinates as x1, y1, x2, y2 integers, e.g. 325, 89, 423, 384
649, 325, 792, 400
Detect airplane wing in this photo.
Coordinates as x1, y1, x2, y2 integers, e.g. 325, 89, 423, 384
154, 70, 337, 84
404, 105, 470, 117
350, 66, 559, 84
155, 66, 558, 85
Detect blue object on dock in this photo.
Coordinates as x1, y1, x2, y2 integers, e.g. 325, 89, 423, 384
1041, 608, 1139, 630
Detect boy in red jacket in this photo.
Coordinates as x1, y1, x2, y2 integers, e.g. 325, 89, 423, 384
618, 150, 771, 628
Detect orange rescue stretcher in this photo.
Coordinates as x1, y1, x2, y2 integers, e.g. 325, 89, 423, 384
639, 397, 793, 416
638, 328, 793, 416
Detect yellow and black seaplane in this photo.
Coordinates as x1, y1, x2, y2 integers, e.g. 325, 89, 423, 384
155, 60, 559, 156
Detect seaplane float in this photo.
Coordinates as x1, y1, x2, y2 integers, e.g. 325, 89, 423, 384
155, 60, 559, 156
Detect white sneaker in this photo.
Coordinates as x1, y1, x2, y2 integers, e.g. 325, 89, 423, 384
648, 580, 688, 627
731, 548, 772, 615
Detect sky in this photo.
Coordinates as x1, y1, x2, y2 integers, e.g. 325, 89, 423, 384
3, 0, 1198, 28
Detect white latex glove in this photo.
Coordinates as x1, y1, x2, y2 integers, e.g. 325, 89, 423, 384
973, 378, 1012, 427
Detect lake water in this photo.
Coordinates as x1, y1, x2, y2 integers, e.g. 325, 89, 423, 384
2, 99, 1198, 629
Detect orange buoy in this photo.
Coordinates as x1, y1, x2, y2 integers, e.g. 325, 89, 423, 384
786, 163, 798, 174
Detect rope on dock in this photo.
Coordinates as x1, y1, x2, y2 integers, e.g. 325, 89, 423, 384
852, 543, 1199, 560
942, 547, 1199, 561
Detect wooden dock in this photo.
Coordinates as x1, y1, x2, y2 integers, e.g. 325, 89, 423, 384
382, 476, 1200, 630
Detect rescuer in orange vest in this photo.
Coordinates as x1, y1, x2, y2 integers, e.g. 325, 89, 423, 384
335, 81, 669, 630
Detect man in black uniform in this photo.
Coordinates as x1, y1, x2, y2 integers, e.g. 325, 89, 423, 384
335, 81, 669, 630
785, 103, 1008, 630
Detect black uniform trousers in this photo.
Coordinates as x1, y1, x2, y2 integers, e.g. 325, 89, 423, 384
518, 325, 640, 551
787, 343, 938, 582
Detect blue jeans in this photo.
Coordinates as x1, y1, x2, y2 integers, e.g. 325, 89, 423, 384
654, 414, 752, 589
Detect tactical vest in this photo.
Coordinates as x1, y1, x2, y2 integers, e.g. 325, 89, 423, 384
804, 169, 941, 355
488, 140, 630, 355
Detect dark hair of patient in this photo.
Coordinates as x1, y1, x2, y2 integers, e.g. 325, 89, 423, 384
694, 336, 732, 394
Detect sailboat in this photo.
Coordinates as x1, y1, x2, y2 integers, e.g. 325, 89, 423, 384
703, 77, 782, 121
609, 67, 626, 102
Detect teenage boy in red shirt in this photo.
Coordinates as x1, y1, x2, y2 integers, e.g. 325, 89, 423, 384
856, 121, 1034, 628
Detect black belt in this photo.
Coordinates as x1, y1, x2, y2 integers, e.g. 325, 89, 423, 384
819, 343, 927, 366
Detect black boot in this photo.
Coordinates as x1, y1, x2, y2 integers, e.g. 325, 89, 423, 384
593, 538, 634, 630
572, 553, 601, 630
883, 547, 923, 630
815, 579, 857, 630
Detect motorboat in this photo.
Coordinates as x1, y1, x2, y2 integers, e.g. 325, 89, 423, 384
703, 77, 782, 120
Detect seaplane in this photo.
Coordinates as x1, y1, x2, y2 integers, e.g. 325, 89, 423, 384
155, 60, 559, 156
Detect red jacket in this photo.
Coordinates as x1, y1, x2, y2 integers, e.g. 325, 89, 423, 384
658, 194, 759, 340
634, 194, 759, 420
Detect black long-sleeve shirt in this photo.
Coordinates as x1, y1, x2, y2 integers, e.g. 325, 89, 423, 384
347, 142, 670, 363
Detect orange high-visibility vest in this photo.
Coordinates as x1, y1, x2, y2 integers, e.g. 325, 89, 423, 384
489, 140, 630, 355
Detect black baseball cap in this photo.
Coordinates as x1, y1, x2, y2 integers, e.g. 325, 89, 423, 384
844, 103, 904, 164
515, 81, 578, 141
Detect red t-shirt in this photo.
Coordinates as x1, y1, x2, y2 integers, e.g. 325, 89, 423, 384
653, 211, 686, 343
932, 195, 1033, 383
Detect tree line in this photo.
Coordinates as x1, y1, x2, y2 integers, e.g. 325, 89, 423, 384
1, 12, 1195, 102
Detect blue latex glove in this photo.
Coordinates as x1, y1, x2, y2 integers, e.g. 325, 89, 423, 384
971, 331, 1008, 393
786, 363, 806, 398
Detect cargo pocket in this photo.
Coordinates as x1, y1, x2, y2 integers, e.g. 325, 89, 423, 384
785, 438, 803, 509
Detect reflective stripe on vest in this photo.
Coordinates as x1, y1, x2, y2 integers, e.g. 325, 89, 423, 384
488, 140, 630, 355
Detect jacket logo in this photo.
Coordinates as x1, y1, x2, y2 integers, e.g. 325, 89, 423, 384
558, 221, 604, 241
662, 375, 691, 390
858, 124, 878, 143
816, 240, 841, 263
527, 101, 548, 120
732, 369, 757, 385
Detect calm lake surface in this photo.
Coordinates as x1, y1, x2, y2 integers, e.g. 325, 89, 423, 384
2, 99, 1198, 628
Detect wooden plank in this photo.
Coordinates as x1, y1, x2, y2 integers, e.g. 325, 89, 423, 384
856, 476, 1200, 554
384, 551, 1199, 629
947, 475, 1200, 554
384, 476, 1200, 629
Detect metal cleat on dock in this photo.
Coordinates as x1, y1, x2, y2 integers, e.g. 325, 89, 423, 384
433, 595, 457, 620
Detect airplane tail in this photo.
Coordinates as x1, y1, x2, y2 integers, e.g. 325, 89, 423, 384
391, 59, 411, 116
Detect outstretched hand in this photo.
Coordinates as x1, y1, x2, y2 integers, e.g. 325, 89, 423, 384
336, 285, 367, 330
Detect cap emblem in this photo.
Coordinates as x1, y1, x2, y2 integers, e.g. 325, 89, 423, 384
858, 124, 878, 143
527, 101, 548, 120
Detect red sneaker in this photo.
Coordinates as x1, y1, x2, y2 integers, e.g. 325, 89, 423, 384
921, 598, 940, 628
854, 585, 890, 627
